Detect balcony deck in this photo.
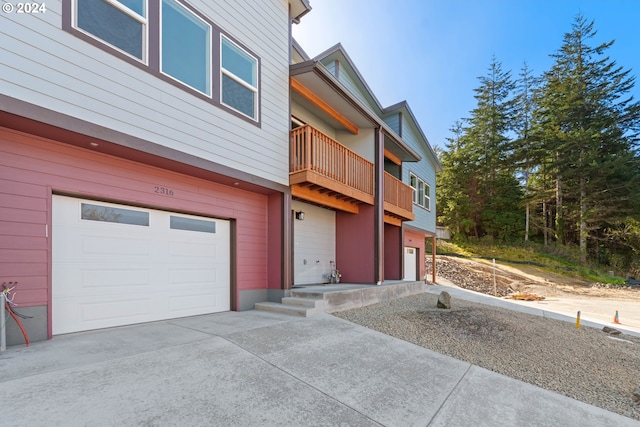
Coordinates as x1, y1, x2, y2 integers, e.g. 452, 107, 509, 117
290, 125, 415, 222
384, 171, 415, 225
290, 125, 374, 213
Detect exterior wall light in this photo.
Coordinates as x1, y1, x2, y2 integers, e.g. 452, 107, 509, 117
295, 211, 305, 220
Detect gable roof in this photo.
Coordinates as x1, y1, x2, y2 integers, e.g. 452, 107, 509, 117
291, 38, 311, 63
290, 57, 421, 162
312, 44, 442, 171
383, 101, 443, 172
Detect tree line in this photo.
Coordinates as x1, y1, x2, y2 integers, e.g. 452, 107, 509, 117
436, 14, 640, 273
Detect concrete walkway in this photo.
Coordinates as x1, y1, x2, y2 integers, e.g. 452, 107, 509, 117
1, 309, 637, 426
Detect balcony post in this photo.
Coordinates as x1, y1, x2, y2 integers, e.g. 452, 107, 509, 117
374, 128, 384, 285
303, 125, 311, 170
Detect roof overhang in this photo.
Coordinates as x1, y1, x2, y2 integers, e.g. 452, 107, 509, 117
290, 60, 421, 162
289, 0, 311, 23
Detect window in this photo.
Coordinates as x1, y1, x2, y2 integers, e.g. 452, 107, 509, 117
424, 183, 431, 211
75, 0, 147, 61
81, 203, 149, 226
161, 0, 211, 95
409, 173, 431, 211
66, 0, 260, 124
170, 216, 216, 233
221, 36, 258, 119
410, 174, 418, 204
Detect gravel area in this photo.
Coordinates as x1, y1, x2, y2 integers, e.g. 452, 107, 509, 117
333, 292, 640, 421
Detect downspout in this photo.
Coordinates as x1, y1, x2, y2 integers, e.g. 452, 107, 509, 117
285, 10, 293, 290
374, 127, 384, 285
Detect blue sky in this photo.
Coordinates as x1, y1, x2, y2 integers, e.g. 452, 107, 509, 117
292, 0, 640, 150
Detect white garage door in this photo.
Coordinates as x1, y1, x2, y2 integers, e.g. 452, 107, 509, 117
52, 195, 230, 334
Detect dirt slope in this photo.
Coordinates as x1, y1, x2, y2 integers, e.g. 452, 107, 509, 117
429, 255, 640, 301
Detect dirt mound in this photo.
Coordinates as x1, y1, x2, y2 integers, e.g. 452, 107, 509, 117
428, 255, 640, 301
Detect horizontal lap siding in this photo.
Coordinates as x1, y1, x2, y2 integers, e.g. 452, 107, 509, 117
402, 117, 437, 234
0, 0, 290, 185
0, 128, 269, 307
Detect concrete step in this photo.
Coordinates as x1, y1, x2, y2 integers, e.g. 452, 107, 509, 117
254, 301, 322, 317
290, 290, 325, 299
282, 297, 324, 310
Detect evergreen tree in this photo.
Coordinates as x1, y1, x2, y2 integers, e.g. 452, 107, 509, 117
535, 14, 640, 263
437, 121, 476, 236
465, 57, 522, 239
512, 62, 541, 242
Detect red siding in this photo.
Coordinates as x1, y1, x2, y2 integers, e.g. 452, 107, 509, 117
336, 205, 375, 283
0, 127, 271, 309
404, 229, 426, 281
384, 224, 402, 280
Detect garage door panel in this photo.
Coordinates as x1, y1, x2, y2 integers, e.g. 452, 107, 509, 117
52, 233, 152, 261
169, 268, 218, 285
81, 269, 152, 289
81, 297, 153, 323
81, 235, 151, 256
53, 195, 231, 334
168, 294, 221, 314
53, 296, 154, 335
53, 265, 153, 296
169, 241, 218, 258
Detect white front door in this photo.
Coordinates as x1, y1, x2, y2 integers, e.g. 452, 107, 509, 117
292, 201, 336, 285
403, 247, 417, 281
52, 195, 230, 334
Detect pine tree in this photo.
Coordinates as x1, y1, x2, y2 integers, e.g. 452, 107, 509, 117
535, 14, 640, 263
512, 62, 541, 242
465, 57, 522, 239
437, 121, 476, 236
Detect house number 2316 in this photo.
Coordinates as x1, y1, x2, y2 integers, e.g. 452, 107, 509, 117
154, 186, 174, 196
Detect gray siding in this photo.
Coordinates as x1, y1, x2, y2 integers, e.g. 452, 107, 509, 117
401, 117, 437, 234
1, 0, 291, 185
383, 113, 401, 135
329, 61, 371, 107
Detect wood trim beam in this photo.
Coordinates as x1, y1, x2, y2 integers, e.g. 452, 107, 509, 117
384, 149, 402, 165
383, 201, 415, 221
290, 169, 374, 204
291, 185, 360, 213
383, 214, 402, 227
291, 78, 359, 135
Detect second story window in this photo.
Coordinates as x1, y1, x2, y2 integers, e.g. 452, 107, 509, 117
161, 0, 211, 96
76, 0, 147, 61
221, 35, 258, 119
410, 173, 431, 211
66, 0, 261, 125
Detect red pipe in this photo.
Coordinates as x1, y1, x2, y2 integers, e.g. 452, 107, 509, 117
6, 302, 29, 347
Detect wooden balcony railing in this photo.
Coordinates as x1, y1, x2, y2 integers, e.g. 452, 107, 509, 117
290, 125, 413, 220
384, 171, 414, 222
290, 125, 374, 200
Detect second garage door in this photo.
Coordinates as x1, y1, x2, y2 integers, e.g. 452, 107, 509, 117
52, 195, 230, 334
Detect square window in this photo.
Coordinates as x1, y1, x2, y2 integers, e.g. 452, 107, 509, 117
221, 36, 258, 119
161, 0, 211, 95
76, 0, 146, 61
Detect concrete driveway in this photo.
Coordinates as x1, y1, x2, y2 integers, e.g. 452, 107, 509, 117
1, 310, 637, 426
